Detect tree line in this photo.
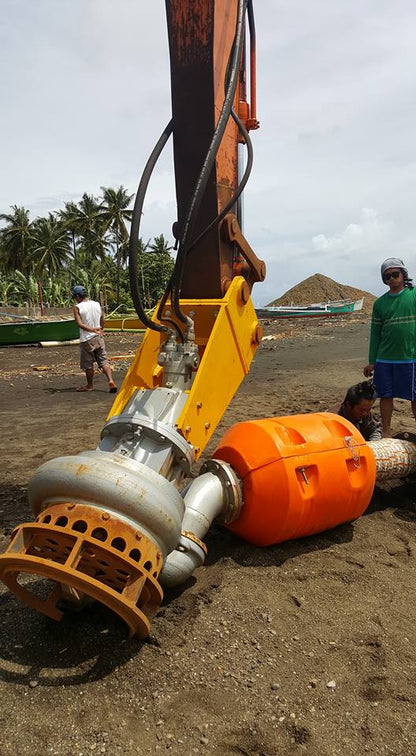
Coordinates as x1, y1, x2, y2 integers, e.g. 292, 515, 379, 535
0, 186, 174, 313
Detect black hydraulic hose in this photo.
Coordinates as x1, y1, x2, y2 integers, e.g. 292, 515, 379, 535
129, 119, 182, 337
247, 0, 255, 61
155, 274, 185, 342
186, 108, 253, 254
156, 272, 174, 330
130, 0, 251, 340
170, 0, 246, 315
169, 0, 248, 324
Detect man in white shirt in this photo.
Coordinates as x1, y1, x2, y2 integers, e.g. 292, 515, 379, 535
72, 285, 117, 393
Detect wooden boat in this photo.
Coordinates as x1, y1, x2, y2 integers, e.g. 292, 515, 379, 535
256, 298, 364, 320
104, 316, 146, 332
0, 317, 79, 346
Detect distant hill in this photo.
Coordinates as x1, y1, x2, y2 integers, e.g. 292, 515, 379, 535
267, 273, 377, 315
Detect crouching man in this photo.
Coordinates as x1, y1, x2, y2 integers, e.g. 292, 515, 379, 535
329, 381, 381, 441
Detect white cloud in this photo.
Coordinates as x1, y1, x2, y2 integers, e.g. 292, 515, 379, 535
2, 1, 416, 307
312, 208, 391, 256
252, 208, 416, 306
310, 209, 416, 287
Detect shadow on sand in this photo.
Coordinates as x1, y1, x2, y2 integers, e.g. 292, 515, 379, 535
0, 476, 414, 686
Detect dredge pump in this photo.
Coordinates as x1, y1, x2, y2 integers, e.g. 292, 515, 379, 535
1, 0, 415, 638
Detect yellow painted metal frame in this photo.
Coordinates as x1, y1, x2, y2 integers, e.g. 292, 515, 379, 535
107, 277, 261, 459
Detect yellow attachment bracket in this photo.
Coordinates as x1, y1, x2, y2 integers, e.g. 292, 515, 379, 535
107, 277, 262, 459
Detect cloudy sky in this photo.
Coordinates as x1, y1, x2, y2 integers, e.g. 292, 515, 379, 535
1, 0, 415, 305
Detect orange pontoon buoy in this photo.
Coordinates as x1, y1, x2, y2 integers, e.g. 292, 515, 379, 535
213, 412, 377, 546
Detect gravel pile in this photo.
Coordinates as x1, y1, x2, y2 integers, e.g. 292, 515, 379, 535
267, 273, 377, 315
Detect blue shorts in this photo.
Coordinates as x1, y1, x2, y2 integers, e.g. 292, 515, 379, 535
374, 361, 416, 401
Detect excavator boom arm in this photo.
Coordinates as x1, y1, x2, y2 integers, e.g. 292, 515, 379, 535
166, 0, 262, 299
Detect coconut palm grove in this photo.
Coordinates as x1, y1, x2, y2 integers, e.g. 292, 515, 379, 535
0, 185, 175, 313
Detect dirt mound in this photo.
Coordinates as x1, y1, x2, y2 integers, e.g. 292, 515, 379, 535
267, 273, 376, 314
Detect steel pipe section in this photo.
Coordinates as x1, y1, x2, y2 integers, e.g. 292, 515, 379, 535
160, 462, 243, 587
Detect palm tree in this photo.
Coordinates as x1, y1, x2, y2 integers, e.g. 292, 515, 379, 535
100, 186, 133, 306
88, 259, 114, 307
0, 205, 33, 273
67, 256, 114, 310
29, 214, 72, 313
100, 186, 133, 243
148, 233, 173, 255
139, 247, 175, 308
58, 201, 80, 257
68, 262, 89, 293
30, 214, 72, 278
74, 193, 106, 265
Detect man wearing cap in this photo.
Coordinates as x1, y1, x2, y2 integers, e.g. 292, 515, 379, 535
72, 285, 117, 393
363, 258, 416, 436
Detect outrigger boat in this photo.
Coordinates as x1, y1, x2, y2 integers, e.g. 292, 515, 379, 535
104, 315, 146, 332
0, 314, 78, 346
256, 297, 364, 319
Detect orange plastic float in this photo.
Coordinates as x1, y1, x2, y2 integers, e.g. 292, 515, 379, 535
213, 412, 377, 546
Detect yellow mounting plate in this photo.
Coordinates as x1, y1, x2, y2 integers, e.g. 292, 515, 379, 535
107, 277, 261, 458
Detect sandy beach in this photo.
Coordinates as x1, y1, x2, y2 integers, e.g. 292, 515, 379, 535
0, 316, 415, 756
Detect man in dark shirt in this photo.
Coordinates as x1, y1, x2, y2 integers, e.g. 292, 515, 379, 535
363, 257, 416, 437
329, 381, 382, 441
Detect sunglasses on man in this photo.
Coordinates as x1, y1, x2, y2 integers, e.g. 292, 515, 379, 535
384, 270, 401, 281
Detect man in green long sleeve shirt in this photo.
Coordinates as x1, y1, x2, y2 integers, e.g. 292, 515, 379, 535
363, 257, 416, 437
